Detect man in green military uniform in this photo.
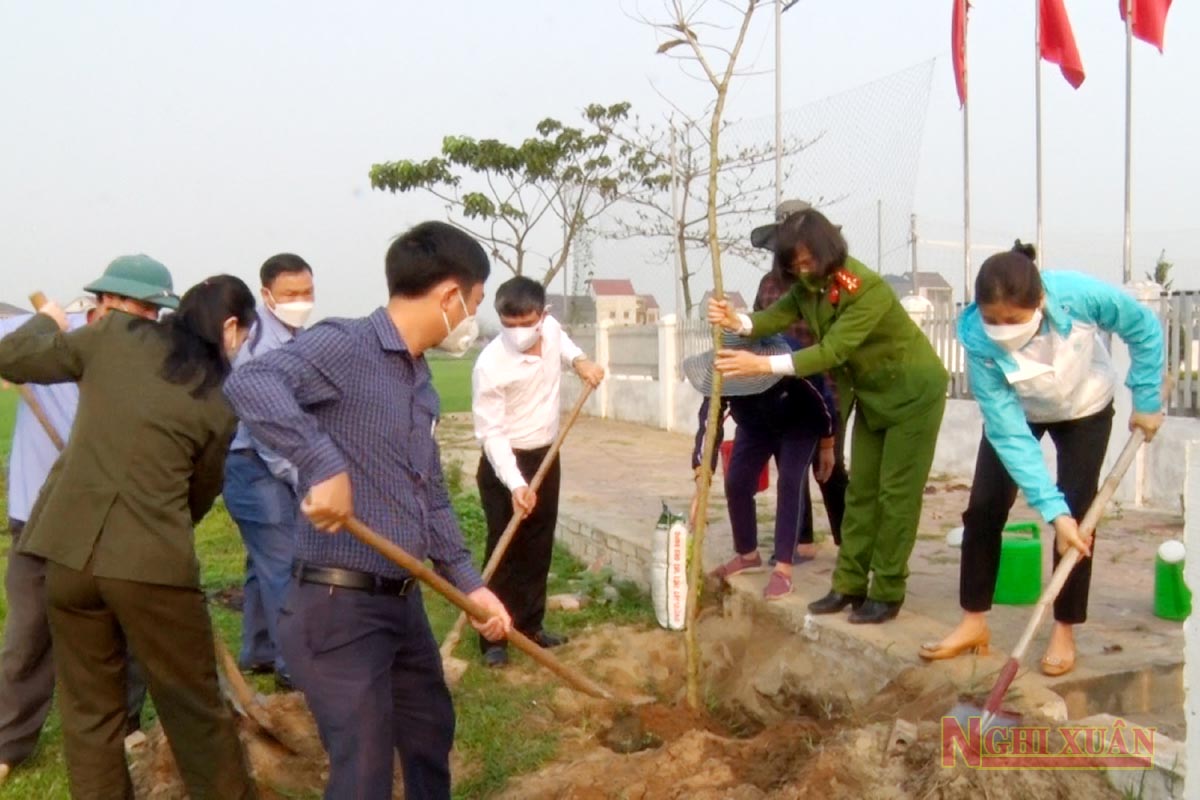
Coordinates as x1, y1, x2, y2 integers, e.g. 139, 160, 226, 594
0, 259, 257, 799
710, 208, 947, 623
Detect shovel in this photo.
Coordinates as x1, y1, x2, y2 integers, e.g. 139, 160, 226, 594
343, 515, 636, 703
952, 429, 1146, 731
213, 635, 305, 753
439, 384, 594, 684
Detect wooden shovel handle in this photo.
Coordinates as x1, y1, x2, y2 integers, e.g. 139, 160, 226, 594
14, 291, 66, 451
344, 516, 613, 700
1008, 429, 1145, 663
439, 384, 594, 659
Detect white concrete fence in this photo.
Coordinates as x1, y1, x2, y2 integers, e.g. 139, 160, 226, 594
563, 286, 1200, 513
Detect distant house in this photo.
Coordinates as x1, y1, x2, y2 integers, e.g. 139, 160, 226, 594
698, 291, 749, 318
640, 295, 660, 324
587, 279, 660, 326
883, 272, 954, 317
546, 293, 596, 325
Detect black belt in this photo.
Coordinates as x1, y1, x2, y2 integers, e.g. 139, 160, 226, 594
293, 563, 416, 596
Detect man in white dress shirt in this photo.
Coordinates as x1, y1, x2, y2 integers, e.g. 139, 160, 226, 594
471, 277, 604, 667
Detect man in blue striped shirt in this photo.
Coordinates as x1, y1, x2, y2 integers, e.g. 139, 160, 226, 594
225, 221, 510, 800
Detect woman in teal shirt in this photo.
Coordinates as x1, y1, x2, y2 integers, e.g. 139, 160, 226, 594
920, 243, 1164, 676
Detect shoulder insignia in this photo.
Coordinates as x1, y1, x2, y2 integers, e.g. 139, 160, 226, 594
833, 269, 861, 294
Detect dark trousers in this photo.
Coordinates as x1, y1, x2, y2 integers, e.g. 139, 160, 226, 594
45, 561, 254, 800
279, 581, 454, 800
726, 426, 820, 566
959, 404, 1114, 623
797, 422, 848, 546
476, 446, 560, 651
223, 450, 299, 674
0, 521, 145, 768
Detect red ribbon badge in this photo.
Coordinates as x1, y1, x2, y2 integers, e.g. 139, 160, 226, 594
828, 269, 861, 305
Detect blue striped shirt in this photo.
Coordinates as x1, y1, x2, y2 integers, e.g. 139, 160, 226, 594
224, 307, 482, 591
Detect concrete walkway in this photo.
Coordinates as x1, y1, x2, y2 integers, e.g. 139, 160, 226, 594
438, 412, 1187, 741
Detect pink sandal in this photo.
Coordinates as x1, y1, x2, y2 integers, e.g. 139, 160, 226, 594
711, 552, 763, 580
763, 571, 792, 600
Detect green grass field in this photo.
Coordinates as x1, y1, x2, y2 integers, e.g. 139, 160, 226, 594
0, 361, 650, 798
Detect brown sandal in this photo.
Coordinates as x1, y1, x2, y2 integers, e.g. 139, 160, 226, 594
711, 553, 763, 580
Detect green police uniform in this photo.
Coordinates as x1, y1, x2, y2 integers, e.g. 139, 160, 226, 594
0, 312, 256, 800
749, 257, 948, 603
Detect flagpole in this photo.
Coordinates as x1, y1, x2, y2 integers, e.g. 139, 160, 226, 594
1035, 0, 1045, 264
774, 0, 783, 206
963, 4, 972, 303
1122, 0, 1134, 283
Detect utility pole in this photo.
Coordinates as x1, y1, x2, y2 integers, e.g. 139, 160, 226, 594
910, 213, 920, 297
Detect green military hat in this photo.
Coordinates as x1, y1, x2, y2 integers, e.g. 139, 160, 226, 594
84, 254, 179, 310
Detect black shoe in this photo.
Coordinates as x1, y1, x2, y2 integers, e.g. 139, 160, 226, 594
847, 599, 902, 624
807, 590, 866, 615
483, 646, 509, 668
531, 630, 568, 649
274, 671, 296, 692
240, 661, 275, 676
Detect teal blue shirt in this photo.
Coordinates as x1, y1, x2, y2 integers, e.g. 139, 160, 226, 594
958, 271, 1164, 522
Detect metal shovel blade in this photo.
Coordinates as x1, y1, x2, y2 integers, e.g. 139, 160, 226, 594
947, 701, 1022, 734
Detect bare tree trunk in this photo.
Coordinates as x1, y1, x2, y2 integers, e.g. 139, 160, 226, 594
681, 0, 759, 713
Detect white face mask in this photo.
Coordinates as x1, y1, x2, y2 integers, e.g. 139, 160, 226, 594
501, 321, 542, 352
435, 289, 478, 357
266, 291, 314, 329
983, 308, 1043, 352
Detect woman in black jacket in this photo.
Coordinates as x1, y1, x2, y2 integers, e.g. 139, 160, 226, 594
686, 332, 837, 600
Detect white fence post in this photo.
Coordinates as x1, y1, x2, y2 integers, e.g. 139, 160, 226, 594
658, 314, 677, 432
1184, 442, 1200, 794
596, 320, 612, 419
1126, 281, 1164, 507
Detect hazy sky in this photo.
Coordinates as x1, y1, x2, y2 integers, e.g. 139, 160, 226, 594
1, 1, 1196, 322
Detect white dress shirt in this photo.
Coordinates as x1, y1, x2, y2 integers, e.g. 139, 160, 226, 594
472, 315, 585, 491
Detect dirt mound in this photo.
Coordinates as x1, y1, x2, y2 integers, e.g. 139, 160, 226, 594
129, 622, 1122, 800
502, 714, 1119, 799
499, 617, 1121, 800
131, 692, 418, 799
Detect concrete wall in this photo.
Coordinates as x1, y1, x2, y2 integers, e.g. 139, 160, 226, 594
567, 309, 1199, 514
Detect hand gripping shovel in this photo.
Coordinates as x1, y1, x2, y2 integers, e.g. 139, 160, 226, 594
953, 429, 1146, 732
439, 384, 594, 685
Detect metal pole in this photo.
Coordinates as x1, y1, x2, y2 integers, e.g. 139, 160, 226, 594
1123, 0, 1135, 283
963, 23, 972, 304
774, 0, 783, 206
1035, 0, 1045, 264
670, 123, 684, 317
876, 198, 883, 271
910, 213, 920, 296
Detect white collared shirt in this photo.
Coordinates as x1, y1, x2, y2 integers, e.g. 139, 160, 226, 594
472, 315, 584, 490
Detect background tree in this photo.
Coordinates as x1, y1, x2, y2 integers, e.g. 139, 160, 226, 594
1146, 249, 1174, 291
370, 103, 652, 288
605, 113, 821, 315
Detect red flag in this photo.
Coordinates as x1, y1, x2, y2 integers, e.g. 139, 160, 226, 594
1040, 0, 1086, 89
952, 0, 969, 106
1120, 0, 1172, 52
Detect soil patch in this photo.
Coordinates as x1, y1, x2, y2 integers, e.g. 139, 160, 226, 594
207, 585, 245, 613
130, 620, 1123, 800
